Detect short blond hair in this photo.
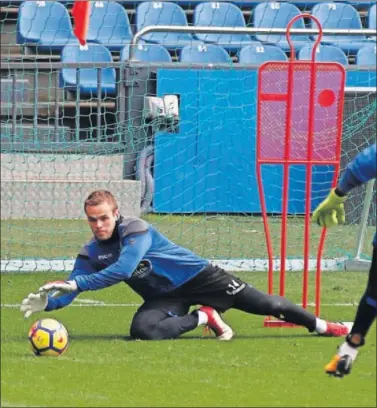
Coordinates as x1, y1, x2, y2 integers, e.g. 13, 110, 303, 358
84, 190, 118, 213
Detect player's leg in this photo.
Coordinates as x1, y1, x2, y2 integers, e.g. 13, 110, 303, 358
231, 285, 348, 335
325, 247, 377, 377
184, 264, 349, 336
129, 298, 200, 340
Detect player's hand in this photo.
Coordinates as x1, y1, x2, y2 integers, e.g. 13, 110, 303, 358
20, 292, 48, 319
312, 188, 347, 228
38, 280, 78, 296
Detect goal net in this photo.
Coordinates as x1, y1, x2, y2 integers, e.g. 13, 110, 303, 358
1, 1, 376, 274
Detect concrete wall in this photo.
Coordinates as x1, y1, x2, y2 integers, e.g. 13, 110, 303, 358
1, 153, 141, 219
1, 153, 126, 180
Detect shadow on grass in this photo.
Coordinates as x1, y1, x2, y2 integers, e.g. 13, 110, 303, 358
70, 333, 318, 341
5, 332, 327, 344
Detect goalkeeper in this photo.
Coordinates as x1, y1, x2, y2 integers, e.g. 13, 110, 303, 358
312, 143, 376, 378
21, 190, 351, 341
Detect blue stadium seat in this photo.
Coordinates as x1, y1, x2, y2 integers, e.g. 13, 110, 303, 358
239, 43, 288, 64
368, 4, 376, 30
356, 44, 377, 66
86, 1, 133, 51
117, 0, 377, 5
121, 43, 172, 62
136, 2, 197, 50
253, 2, 312, 52
60, 44, 116, 96
298, 44, 348, 65
311, 3, 373, 54
180, 44, 232, 63
17, 1, 77, 50
193, 2, 252, 51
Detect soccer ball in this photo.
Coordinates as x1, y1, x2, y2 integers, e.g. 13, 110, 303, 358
28, 318, 69, 356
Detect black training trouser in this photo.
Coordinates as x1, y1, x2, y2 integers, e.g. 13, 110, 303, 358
350, 246, 377, 338
130, 264, 318, 340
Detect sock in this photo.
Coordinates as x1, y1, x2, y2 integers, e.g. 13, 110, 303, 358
315, 318, 328, 334
196, 310, 208, 327
338, 341, 359, 361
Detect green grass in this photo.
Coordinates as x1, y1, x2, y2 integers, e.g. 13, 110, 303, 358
1, 216, 374, 260
1, 271, 376, 407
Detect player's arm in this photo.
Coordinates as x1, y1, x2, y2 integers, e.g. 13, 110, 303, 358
44, 255, 97, 311
39, 231, 152, 294
336, 143, 376, 195
312, 143, 376, 228
74, 232, 151, 291
20, 254, 96, 318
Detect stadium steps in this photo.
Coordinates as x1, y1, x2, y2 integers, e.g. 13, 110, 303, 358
1, 151, 141, 218
1, 123, 73, 143
1, 100, 116, 118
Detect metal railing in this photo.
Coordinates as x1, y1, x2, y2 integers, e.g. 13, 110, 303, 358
2, 25, 376, 150
2, 62, 127, 147
131, 25, 377, 59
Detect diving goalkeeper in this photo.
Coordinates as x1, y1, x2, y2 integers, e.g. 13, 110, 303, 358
21, 190, 351, 341
312, 143, 376, 377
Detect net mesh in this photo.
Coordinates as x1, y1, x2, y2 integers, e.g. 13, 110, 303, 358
1, 1, 376, 271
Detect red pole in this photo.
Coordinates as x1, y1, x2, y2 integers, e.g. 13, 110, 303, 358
286, 14, 323, 309
315, 68, 345, 316
256, 70, 274, 295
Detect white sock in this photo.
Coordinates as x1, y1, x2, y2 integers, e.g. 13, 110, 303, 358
338, 341, 358, 361
196, 310, 208, 327
315, 318, 328, 334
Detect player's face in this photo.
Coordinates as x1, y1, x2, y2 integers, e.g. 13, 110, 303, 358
85, 202, 119, 241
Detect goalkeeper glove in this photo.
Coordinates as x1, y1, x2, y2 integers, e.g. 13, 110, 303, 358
20, 292, 48, 319
312, 188, 347, 228
38, 280, 78, 297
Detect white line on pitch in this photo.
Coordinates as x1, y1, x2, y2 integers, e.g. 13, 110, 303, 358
1, 302, 358, 308
74, 299, 105, 304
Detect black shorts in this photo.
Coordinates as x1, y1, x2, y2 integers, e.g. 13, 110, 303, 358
136, 264, 249, 315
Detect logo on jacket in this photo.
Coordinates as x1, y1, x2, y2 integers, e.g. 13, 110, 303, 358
133, 259, 152, 279
98, 253, 113, 260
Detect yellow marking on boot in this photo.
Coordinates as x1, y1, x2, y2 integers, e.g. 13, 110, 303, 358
325, 355, 341, 373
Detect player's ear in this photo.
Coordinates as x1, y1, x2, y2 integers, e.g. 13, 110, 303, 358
114, 211, 120, 221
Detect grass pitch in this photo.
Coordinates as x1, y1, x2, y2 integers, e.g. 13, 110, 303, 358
1, 271, 376, 407
1, 215, 375, 260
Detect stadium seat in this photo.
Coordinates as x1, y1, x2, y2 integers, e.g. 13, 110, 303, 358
368, 4, 376, 30
136, 2, 198, 50
86, 1, 133, 51
180, 44, 232, 63
60, 44, 116, 96
17, 1, 77, 50
253, 2, 312, 52
121, 43, 172, 62
356, 44, 377, 66
311, 3, 373, 54
239, 43, 288, 64
193, 2, 252, 51
298, 44, 348, 65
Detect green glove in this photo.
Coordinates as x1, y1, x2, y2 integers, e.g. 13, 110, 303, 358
312, 188, 347, 228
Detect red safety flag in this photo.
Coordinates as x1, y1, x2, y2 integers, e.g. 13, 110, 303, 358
71, 0, 91, 46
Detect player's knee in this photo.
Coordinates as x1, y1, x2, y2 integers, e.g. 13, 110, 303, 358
130, 320, 156, 340
130, 315, 167, 340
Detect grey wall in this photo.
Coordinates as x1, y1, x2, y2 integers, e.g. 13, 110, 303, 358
1, 153, 141, 219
